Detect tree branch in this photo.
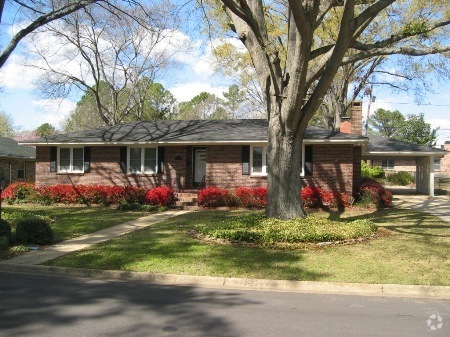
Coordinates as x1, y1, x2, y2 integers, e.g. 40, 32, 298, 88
0, 0, 102, 68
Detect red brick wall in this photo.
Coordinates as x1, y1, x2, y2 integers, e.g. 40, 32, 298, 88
35, 146, 187, 189
301, 144, 356, 195
35, 144, 359, 194
0, 158, 35, 184
206, 145, 267, 188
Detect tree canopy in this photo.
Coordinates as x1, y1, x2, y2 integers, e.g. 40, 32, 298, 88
0, 111, 14, 137
368, 108, 439, 146
210, 0, 450, 219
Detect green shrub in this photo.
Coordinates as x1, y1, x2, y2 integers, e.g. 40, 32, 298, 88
0, 236, 9, 251
0, 219, 12, 243
15, 218, 53, 245
387, 171, 414, 185
361, 161, 385, 179
195, 211, 377, 244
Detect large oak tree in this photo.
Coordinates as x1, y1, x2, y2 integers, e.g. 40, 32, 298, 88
215, 0, 450, 219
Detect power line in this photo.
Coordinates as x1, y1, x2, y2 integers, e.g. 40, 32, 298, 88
378, 102, 450, 107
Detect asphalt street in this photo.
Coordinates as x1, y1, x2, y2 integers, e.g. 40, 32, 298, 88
0, 271, 448, 337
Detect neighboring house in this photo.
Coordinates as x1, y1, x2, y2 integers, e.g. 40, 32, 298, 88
0, 137, 36, 185
21, 119, 367, 197
338, 104, 447, 195
20, 102, 446, 197
368, 141, 450, 178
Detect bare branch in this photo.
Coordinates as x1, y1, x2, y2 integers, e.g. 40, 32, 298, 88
0, 0, 102, 68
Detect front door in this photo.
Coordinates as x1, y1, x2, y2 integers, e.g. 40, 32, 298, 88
193, 148, 206, 187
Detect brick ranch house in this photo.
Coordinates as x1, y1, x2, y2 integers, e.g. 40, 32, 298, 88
21, 119, 367, 197
21, 103, 446, 197
0, 137, 36, 185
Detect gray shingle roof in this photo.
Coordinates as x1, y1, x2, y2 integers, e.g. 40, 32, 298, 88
364, 135, 447, 155
0, 137, 36, 158
20, 119, 366, 145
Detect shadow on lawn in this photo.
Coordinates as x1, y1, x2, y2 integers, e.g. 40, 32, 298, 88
47, 211, 329, 282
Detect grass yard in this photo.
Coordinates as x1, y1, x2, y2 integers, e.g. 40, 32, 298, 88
1, 205, 155, 259
45, 208, 450, 286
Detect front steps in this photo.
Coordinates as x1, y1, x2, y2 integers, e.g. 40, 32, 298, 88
174, 190, 199, 210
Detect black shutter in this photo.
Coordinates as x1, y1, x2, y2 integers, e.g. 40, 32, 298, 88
50, 146, 57, 172
119, 147, 127, 174
84, 147, 91, 173
304, 145, 313, 176
157, 146, 165, 174
242, 145, 250, 175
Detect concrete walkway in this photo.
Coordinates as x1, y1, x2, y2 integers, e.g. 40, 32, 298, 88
0, 209, 191, 266
392, 194, 450, 223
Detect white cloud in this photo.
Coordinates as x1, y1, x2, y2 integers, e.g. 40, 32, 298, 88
31, 98, 76, 128
0, 55, 43, 89
170, 82, 228, 102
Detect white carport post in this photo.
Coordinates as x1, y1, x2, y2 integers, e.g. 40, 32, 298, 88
429, 155, 435, 197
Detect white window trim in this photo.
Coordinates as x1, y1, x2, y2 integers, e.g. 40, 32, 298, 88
127, 146, 158, 174
250, 145, 268, 176
57, 147, 84, 173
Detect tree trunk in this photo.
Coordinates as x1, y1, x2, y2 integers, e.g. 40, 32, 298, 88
266, 116, 306, 219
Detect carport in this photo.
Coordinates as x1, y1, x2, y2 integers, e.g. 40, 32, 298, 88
362, 135, 447, 197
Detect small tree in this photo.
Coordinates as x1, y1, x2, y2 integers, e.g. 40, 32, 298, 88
35, 123, 57, 137
368, 108, 406, 138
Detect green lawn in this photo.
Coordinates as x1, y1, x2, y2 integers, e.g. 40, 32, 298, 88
45, 208, 450, 286
1, 205, 155, 259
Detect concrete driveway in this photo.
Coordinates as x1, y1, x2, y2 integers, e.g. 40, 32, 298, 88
392, 194, 450, 223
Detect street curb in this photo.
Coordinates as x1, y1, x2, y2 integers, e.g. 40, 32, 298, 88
1, 263, 449, 299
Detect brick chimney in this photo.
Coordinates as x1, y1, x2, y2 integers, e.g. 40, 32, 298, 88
340, 101, 363, 135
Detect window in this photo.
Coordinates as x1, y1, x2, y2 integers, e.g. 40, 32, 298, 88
128, 147, 157, 174
58, 147, 84, 173
249, 145, 312, 176
251, 146, 267, 175
301, 145, 313, 176
381, 159, 395, 170
17, 161, 25, 179
434, 158, 441, 171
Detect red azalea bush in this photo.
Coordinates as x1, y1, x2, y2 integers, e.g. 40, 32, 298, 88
235, 187, 267, 207
144, 186, 175, 206
1, 182, 36, 203
300, 186, 323, 207
357, 179, 393, 208
34, 184, 146, 205
198, 187, 230, 207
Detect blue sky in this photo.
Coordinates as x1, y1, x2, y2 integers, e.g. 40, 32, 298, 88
0, 4, 449, 146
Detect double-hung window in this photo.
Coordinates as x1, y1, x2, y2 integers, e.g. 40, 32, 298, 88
58, 147, 84, 173
381, 159, 395, 170
17, 161, 25, 179
128, 147, 157, 174
251, 146, 267, 175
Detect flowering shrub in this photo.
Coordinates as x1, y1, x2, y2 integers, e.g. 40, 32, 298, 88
357, 179, 392, 208
235, 187, 267, 208
34, 184, 146, 205
320, 191, 354, 209
300, 186, 323, 207
1, 182, 36, 204
144, 186, 175, 206
198, 187, 229, 207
